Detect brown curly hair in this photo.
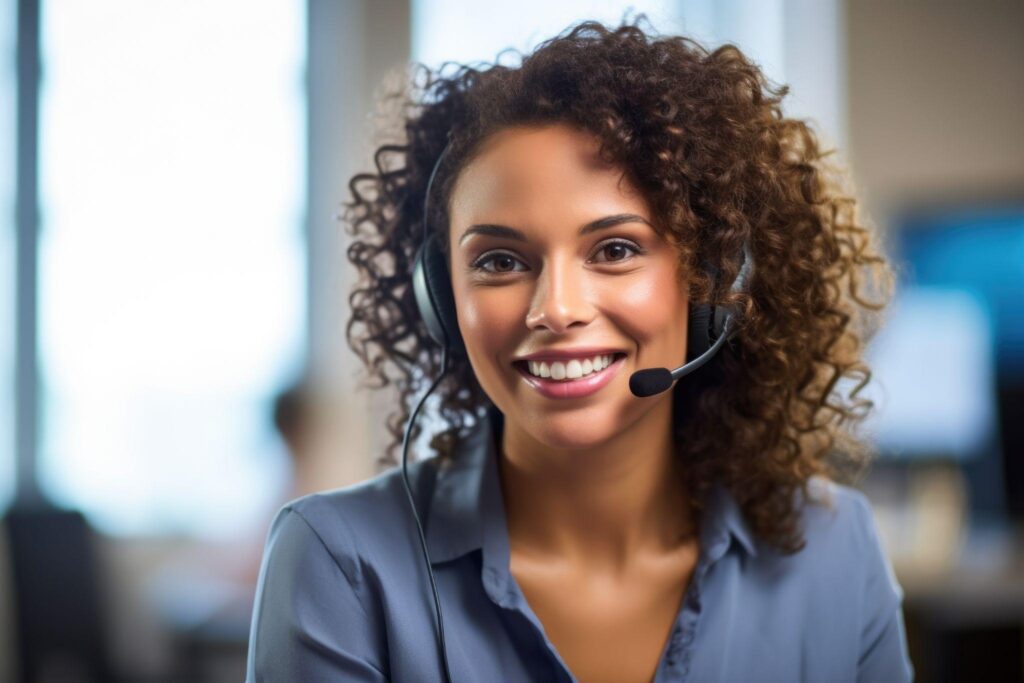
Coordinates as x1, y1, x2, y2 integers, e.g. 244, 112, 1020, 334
341, 14, 895, 555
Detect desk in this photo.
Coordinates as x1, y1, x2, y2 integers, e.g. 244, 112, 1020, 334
891, 517, 1024, 682
147, 570, 252, 682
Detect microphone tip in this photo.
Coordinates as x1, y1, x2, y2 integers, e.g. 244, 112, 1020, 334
629, 367, 674, 398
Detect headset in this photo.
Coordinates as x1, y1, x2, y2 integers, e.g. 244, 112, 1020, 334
401, 130, 753, 682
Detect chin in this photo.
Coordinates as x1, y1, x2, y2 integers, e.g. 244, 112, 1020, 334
517, 403, 627, 450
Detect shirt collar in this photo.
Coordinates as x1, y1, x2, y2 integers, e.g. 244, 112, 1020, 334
423, 405, 501, 566
424, 405, 759, 575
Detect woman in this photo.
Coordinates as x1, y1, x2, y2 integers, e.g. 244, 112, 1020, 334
247, 15, 913, 683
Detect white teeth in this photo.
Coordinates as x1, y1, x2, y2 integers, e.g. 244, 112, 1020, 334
526, 354, 617, 381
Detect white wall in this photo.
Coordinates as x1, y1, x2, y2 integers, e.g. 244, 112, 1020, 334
307, 0, 412, 487
847, 0, 1024, 217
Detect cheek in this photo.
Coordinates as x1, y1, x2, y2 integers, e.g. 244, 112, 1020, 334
603, 263, 688, 343
454, 286, 523, 366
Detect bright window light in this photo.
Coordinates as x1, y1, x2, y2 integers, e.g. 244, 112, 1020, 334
37, 0, 306, 537
412, 0, 686, 67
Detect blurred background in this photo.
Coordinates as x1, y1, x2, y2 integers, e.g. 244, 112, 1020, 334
1, 0, 1021, 681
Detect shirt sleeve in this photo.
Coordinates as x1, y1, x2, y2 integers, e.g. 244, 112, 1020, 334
852, 493, 915, 683
246, 505, 388, 682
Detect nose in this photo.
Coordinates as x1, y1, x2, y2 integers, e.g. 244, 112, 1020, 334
524, 254, 596, 334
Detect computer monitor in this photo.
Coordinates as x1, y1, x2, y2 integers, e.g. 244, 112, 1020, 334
861, 202, 1024, 518
859, 285, 998, 462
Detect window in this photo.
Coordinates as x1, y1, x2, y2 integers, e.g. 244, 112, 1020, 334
37, 0, 306, 537
412, 0, 686, 67
0, 0, 15, 511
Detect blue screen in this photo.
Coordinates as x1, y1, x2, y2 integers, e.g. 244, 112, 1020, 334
857, 203, 1023, 461
898, 206, 1024, 379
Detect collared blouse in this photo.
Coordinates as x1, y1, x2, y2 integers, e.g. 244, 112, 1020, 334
246, 406, 915, 682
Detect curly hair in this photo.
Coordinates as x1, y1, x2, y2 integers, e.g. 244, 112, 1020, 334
341, 14, 896, 555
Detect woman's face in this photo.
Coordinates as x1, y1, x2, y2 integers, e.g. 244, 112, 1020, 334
448, 122, 689, 449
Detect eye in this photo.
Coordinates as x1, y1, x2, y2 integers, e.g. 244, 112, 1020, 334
468, 237, 638, 274
590, 239, 642, 264
471, 251, 527, 274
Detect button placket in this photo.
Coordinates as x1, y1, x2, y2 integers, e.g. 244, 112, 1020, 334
672, 538, 725, 682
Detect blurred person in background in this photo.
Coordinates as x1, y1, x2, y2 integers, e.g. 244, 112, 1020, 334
149, 374, 321, 644
229, 374, 323, 588
237, 373, 322, 587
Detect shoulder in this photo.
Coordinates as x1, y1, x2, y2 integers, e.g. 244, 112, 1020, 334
799, 477, 896, 569
248, 465, 434, 683
248, 459, 438, 676
773, 475, 904, 614
791, 482, 914, 680
272, 456, 439, 572
799, 476, 884, 549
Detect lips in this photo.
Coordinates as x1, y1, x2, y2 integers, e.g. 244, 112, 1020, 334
513, 353, 626, 400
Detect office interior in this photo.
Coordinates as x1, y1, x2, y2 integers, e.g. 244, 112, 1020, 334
1, 0, 1022, 681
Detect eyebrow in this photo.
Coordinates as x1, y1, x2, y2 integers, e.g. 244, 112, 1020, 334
458, 213, 653, 247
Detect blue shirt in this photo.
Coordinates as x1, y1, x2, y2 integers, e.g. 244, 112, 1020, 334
246, 406, 915, 682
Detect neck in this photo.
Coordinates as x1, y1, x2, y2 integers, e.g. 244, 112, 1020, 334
498, 398, 695, 574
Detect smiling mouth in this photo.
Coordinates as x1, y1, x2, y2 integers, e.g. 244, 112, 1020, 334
509, 356, 622, 382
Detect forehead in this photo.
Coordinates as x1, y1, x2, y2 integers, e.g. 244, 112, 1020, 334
450, 124, 643, 213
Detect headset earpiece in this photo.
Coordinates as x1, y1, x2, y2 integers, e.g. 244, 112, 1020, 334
413, 233, 465, 355
686, 242, 751, 362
